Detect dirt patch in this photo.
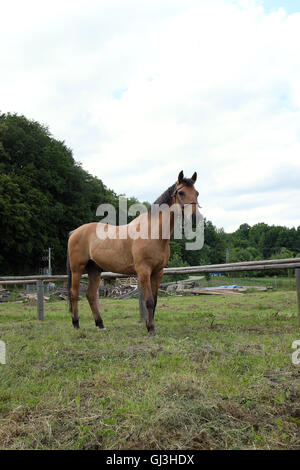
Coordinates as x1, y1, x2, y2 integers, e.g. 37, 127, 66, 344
189, 430, 215, 450
222, 402, 258, 425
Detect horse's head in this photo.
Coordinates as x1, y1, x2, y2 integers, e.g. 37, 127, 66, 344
172, 170, 200, 228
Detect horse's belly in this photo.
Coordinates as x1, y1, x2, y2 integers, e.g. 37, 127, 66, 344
95, 257, 136, 275
90, 238, 135, 275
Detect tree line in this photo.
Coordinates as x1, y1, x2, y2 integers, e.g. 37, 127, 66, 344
1, 113, 299, 275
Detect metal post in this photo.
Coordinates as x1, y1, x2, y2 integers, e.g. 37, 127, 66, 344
36, 280, 44, 321
138, 282, 147, 323
296, 269, 300, 325
48, 247, 52, 275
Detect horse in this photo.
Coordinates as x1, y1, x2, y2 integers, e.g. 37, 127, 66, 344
67, 170, 200, 336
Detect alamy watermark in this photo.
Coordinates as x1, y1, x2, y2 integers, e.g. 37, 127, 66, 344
0, 341, 6, 365
95, 197, 204, 250
292, 340, 300, 365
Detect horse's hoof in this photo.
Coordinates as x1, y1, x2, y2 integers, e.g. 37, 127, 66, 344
95, 325, 106, 330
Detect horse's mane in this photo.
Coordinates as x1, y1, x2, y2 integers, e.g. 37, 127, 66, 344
151, 177, 195, 208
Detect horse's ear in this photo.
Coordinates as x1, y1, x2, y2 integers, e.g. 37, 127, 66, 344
178, 170, 184, 183
191, 172, 197, 183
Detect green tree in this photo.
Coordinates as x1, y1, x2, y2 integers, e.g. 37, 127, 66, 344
0, 112, 119, 274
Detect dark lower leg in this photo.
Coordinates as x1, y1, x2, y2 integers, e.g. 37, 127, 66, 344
138, 271, 155, 336
70, 266, 83, 329
145, 296, 156, 336
87, 295, 105, 328
70, 272, 81, 329
86, 272, 105, 329
153, 293, 157, 316
148, 270, 163, 334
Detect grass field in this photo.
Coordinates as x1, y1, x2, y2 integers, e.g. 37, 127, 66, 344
0, 290, 299, 450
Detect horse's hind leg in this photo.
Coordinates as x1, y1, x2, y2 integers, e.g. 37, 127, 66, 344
86, 261, 105, 330
150, 269, 164, 320
70, 266, 85, 329
137, 267, 156, 336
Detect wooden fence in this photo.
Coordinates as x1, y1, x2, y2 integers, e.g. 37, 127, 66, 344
1, 257, 300, 324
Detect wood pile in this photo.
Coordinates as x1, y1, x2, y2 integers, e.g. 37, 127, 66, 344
106, 278, 138, 299
46, 278, 139, 299
160, 279, 202, 293
49, 281, 88, 300
176, 288, 242, 296
18, 292, 50, 304
0, 287, 10, 302
118, 277, 138, 286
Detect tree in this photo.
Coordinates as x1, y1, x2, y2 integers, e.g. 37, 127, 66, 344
0, 113, 119, 274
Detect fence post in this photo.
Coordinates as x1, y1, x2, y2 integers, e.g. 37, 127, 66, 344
296, 269, 300, 325
36, 280, 44, 321
138, 282, 147, 323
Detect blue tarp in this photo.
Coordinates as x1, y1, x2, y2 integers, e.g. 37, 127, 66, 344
204, 285, 242, 290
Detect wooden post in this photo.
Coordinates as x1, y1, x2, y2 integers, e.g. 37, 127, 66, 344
138, 282, 147, 323
36, 280, 44, 321
296, 269, 300, 325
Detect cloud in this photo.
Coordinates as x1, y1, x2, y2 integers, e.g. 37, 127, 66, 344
0, 0, 300, 231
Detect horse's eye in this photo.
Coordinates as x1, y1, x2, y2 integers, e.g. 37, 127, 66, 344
178, 191, 184, 197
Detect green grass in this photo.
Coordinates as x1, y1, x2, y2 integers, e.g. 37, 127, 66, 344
0, 290, 299, 450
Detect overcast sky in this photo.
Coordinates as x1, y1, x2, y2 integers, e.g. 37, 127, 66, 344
1, 0, 300, 232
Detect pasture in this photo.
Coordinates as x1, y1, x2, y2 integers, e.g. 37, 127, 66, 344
0, 289, 299, 450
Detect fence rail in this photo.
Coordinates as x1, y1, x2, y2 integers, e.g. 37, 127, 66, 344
1, 258, 300, 324
1, 257, 300, 282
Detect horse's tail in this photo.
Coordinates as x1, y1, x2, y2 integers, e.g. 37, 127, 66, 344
67, 232, 73, 313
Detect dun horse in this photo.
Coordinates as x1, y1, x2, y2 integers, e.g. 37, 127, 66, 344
67, 171, 200, 336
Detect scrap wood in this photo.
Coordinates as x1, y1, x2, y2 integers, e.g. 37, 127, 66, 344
236, 286, 268, 292
176, 288, 242, 296
0, 288, 10, 302
158, 288, 172, 295
115, 285, 138, 299
18, 293, 50, 303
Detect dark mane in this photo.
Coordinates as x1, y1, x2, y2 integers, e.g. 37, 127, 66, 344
153, 183, 176, 206
151, 177, 195, 208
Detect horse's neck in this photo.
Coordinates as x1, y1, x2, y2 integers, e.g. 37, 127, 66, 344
149, 205, 175, 241
161, 209, 175, 238
128, 201, 176, 241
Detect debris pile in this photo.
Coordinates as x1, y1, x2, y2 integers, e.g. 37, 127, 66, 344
104, 277, 138, 299
0, 287, 10, 302
18, 293, 50, 304
0, 277, 269, 303
160, 279, 269, 295
48, 278, 139, 300
49, 282, 88, 300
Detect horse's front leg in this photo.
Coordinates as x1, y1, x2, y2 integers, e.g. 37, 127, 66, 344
137, 268, 156, 336
150, 269, 164, 322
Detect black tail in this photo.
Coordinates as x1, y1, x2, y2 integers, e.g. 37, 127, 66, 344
67, 244, 72, 313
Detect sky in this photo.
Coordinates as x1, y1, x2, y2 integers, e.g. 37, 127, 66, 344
1, 0, 300, 232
